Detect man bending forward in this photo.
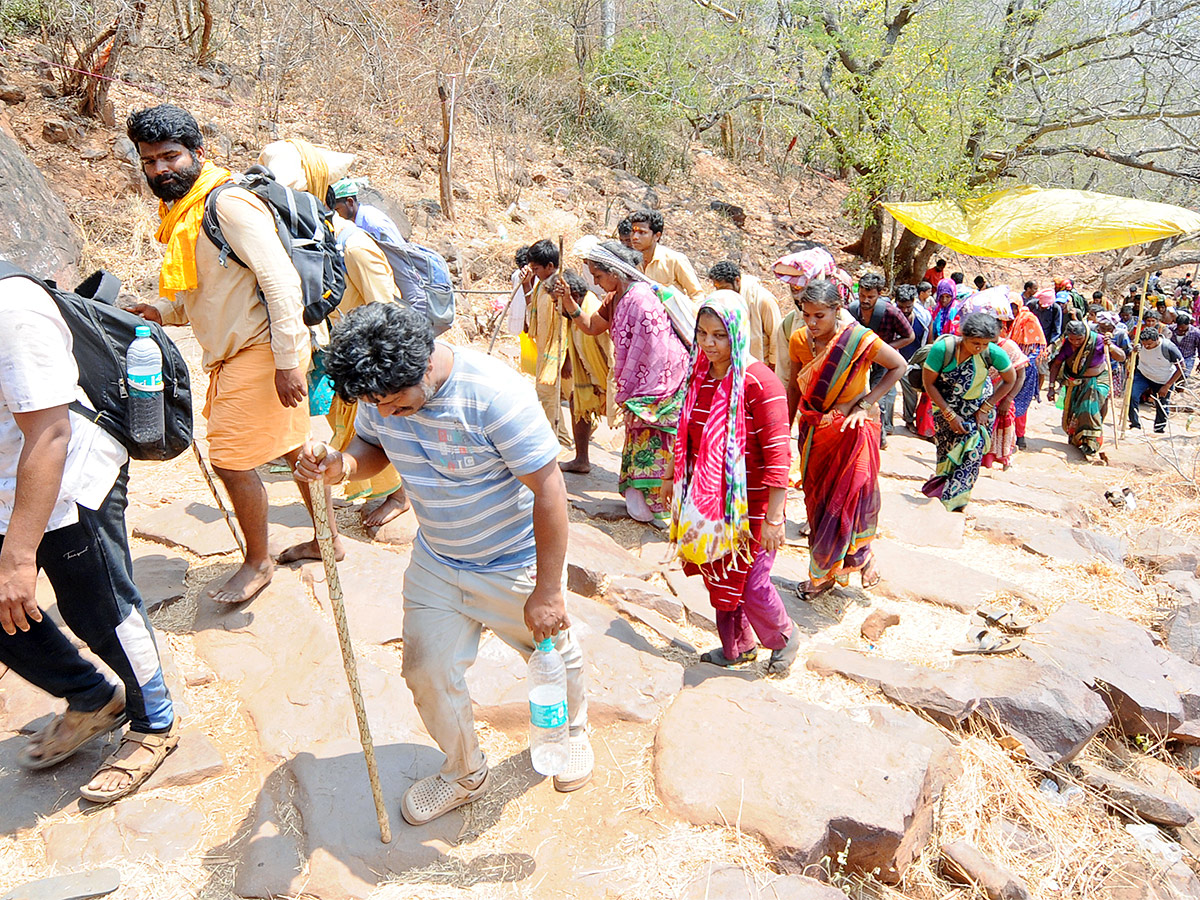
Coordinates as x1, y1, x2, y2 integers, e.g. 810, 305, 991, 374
297, 304, 592, 824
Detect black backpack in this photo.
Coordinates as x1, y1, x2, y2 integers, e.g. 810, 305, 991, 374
203, 166, 346, 326
0, 262, 193, 460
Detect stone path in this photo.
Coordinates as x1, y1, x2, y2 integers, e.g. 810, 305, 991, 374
4, 342, 1200, 900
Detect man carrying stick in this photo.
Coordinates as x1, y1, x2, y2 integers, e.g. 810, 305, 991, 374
296, 304, 592, 825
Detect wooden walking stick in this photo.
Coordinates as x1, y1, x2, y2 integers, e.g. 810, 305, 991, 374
309, 443, 392, 844
191, 441, 246, 556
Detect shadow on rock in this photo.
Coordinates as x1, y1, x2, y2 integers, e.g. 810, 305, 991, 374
205, 743, 540, 900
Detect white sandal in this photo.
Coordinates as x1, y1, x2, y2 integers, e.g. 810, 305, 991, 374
553, 733, 594, 793
401, 768, 491, 825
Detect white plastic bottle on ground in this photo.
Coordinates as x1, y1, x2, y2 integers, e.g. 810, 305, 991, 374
126, 324, 164, 447
528, 637, 569, 776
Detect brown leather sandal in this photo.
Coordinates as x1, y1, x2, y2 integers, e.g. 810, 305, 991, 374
79, 717, 180, 803
17, 684, 126, 770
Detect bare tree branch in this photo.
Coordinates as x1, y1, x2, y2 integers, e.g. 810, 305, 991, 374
982, 144, 1200, 181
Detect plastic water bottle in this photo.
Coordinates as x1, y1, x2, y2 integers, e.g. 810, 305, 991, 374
528, 637, 569, 776
126, 324, 164, 446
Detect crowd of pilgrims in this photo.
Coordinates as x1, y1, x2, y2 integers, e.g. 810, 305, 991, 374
510, 213, 1193, 668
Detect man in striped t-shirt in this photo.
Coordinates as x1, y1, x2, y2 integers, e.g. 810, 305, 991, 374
297, 304, 592, 825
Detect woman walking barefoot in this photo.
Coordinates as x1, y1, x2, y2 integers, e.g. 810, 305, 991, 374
786, 280, 906, 598
666, 293, 799, 673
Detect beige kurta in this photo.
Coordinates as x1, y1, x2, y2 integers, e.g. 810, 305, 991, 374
330, 215, 396, 320
153, 186, 308, 371
153, 186, 310, 469
741, 274, 783, 368
642, 244, 704, 301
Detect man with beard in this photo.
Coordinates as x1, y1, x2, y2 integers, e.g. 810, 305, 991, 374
125, 105, 336, 605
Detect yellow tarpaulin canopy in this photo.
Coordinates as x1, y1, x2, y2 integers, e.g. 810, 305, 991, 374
883, 185, 1200, 259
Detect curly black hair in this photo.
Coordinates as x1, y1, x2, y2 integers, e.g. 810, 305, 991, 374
325, 304, 435, 402
629, 209, 664, 235
960, 312, 1001, 339
126, 104, 204, 151
707, 261, 741, 285
858, 272, 886, 293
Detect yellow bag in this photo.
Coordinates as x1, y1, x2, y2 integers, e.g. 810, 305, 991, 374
520, 332, 537, 376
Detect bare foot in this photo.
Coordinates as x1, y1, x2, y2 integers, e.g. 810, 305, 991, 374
559, 459, 592, 474
363, 493, 410, 528
276, 538, 346, 564
208, 560, 274, 604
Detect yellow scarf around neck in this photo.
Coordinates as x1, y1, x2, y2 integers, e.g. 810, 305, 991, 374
154, 160, 233, 300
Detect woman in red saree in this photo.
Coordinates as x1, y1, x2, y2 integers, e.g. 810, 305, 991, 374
785, 280, 906, 597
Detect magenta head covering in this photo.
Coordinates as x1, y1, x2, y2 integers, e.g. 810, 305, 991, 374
936, 278, 957, 305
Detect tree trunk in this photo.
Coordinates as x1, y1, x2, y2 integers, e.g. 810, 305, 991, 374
437, 76, 456, 221
196, 0, 214, 64
891, 229, 937, 284
843, 218, 883, 263
76, 0, 148, 122
601, 0, 615, 50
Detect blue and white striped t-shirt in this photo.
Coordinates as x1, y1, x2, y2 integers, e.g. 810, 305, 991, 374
354, 345, 560, 571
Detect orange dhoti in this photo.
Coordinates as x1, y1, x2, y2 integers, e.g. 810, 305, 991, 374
204, 343, 311, 469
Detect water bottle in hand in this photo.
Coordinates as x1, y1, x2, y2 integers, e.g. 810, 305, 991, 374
126, 324, 164, 447
528, 637, 569, 776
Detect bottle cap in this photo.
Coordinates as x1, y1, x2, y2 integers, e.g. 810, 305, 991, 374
135, 324, 152, 338
535, 637, 554, 652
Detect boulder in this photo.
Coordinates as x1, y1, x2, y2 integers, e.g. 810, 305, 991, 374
941, 840, 1032, 900
0, 125, 81, 283
870, 539, 1033, 613
0, 85, 25, 103
861, 609, 900, 642
40, 119, 71, 144
1078, 761, 1193, 826
654, 678, 957, 882
1133, 527, 1200, 573
807, 646, 1109, 766
682, 865, 844, 899
1023, 602, 1188, 740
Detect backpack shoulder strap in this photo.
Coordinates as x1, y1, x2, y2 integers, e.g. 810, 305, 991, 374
867, 299, 887, 334
201, 181, 247, 269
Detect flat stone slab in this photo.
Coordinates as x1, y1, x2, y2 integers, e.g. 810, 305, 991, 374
567, 522, 656, 597
871, 539, 1032, 613
0, 868, 120, 900
965, 478, 1075, 516
665, 568, 717, 632
144, 729, 226, 790
682, 865, 845, 899
1024, 602, 1192, 741
807, 645, 1110, 766
569, 496, 629, 521
1167, 595, 1200, 665
466, 593, 683, 727
298, 541, 410, 646
972, 513, 1094, 564
654, 677, 957, 882
192, 567, 428, 760
1133, 526, 1200, 573
0, 731, 114, 838
131, 550, 189, 611
879, 492, 964, 549
128, 500, 239, 557
42, 797, 204, 865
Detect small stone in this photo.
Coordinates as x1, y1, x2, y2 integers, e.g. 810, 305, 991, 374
709, 200, 747, 228
0, 85, 26, 104
404, 160, 422, 178
941, 840, 1033, 900
861, 609, 900, 642
37, 83, 58, 99
552, 186, 572, 202
41, 119, 70, 144
607, 576, 683, 621
531, 172, 548, 185
451, 181, 470, 199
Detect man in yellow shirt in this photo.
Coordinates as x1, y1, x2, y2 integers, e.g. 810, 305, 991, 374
126, 105, 334, 605
708, 261, 783, 370
628, 210, 704, 301
525, 239, 572, 446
